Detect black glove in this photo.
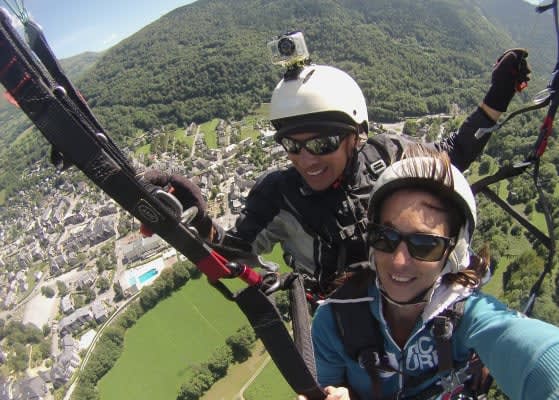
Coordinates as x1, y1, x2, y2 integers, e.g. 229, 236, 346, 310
142, 169, 214, 238
483, 48, 531, 112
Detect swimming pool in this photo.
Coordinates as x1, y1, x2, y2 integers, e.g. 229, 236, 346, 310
138, 268, 158, 284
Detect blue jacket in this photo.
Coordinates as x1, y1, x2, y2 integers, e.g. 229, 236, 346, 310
312, 281, 559, 400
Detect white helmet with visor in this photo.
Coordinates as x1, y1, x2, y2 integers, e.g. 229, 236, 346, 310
270, 65, 368, 140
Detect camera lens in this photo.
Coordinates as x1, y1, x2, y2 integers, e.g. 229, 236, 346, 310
277, 37, 296, 56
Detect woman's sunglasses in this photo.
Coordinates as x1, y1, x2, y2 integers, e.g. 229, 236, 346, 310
368, 224, 455, 262
280, 133, 348, 156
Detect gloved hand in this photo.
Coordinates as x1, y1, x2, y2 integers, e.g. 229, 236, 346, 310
483, 48, 531, 112
141, 169, 214, 239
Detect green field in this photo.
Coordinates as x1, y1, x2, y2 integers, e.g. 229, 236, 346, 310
199, 119, 220, 149
98, 245, 291, 400
244, 357, 295, 400
98, 279, 246, 399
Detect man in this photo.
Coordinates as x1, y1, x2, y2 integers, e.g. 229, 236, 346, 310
144, 49, 530, 295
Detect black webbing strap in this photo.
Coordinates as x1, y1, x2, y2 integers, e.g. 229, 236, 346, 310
0, 10, 326, 398
235, 286, 325, 400
330, 274, 386, 399
290, 274, 318, 380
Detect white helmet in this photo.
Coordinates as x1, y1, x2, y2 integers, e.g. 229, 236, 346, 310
270, 65, 369, 139
368, 156, 477, 275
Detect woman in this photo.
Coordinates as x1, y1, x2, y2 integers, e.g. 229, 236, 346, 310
305, 148, 559, 400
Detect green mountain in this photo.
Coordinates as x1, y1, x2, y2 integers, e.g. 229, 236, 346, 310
78, 0, 527, 140
0, 0, 555, 202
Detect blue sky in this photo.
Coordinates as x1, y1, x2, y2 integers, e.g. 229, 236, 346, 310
3, 0, 196, 59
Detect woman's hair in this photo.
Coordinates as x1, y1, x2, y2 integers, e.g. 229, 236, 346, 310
443, 245, 490, 288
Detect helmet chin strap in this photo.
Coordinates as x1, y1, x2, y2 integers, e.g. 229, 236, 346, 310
379, 286, 433, 308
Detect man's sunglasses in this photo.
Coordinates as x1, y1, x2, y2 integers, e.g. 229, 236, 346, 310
367, 224, 455, 262
279, 133, 349, 156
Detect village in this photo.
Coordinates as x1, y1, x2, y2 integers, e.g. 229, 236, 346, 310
0, 116, 295, 399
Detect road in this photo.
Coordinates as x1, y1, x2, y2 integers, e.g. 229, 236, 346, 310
235, 355, 271, 400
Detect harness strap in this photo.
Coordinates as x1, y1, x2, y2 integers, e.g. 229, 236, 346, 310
235, 286, 326, 400
0, 11, 326, 399
331, 277, 488, 400
331, 274, 390, 399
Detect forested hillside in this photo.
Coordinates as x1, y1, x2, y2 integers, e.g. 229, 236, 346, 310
77, 0, 519, 140
1, 0, 554, 201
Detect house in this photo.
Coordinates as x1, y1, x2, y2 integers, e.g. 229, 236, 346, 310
50, 348, 80, 388
91, 301, 108, 323
13, 376, 48, 400
79, 329, 97, 350
31, 244, 44, 262
76, 270, 97, 290
60, 295, 74, 315
63, 212, 85, 226
60, 334, 76, 352
99, 202, 117, 216
58, 307, 93, 335
121, 235, 164, 264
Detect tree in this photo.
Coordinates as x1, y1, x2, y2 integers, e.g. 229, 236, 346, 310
402, 119, 419, 136
226, 325, 256, 362
153, 268, 174, 298
117, 303, 143, 329
96, 277, 110, 293
56, 280, 69, 297
9, 343, 28, 372
84, 287, 96, 304
208, 345, 233, 379
41, 286, 55, 298
42, 324, 51, 337
113, 281, 124, 301
140, 286, 158, 311
172, 261, 191, 289
274, 291, 291, 321
177, 383, 201, 400
502, 250, 543, 310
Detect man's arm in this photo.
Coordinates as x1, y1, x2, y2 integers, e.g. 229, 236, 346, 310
440, 49, 531, 171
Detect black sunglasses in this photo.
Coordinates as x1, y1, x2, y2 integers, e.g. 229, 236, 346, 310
280, 133, 349, 156
368, 224, 455, 262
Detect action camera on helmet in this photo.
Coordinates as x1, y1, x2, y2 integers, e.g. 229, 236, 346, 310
267, 31, 309, 66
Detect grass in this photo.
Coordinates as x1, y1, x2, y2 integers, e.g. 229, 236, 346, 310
200, 341, 270, 400
239, 103, 270, 141
98, 244, 290, 400
199, 119, 220, 149
244, 356, 295, 400
135, 144, 151, 156
97, 278, 246, 400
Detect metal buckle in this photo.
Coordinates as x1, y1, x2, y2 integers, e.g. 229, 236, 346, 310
369, 159, 386, 176
439, 367, 472, 399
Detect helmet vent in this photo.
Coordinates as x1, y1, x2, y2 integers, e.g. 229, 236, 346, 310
302, 68, 316, 84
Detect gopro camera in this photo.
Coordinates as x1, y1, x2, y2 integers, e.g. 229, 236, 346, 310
267, 31, 309, 66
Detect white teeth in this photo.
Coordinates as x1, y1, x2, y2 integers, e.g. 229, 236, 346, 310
307, 168, 325, 176
391, 274, 413, 283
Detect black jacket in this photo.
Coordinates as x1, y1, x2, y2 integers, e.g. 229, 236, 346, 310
221, 108, 494, 289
